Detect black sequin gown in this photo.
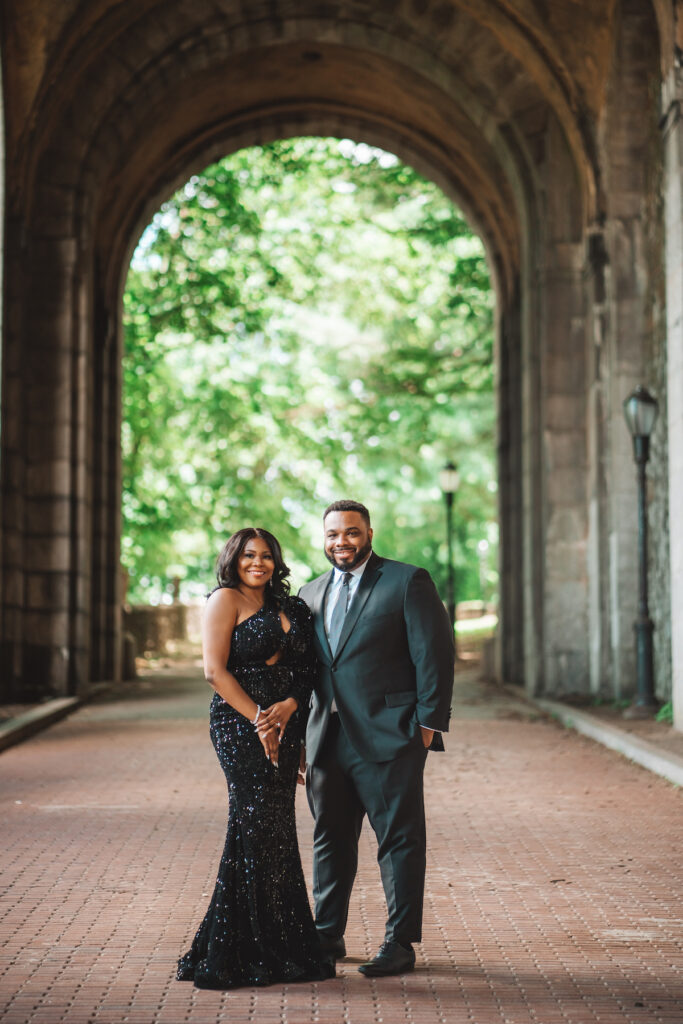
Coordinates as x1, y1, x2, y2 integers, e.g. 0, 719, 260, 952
177, 596, 334, 990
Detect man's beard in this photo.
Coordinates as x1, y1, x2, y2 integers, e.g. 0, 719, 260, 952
324, 540, 372, 570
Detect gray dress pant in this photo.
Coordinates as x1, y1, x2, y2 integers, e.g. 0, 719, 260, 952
306, 714, 428, 946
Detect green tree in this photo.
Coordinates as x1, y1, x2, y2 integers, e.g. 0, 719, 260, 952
122, 138, 497, 604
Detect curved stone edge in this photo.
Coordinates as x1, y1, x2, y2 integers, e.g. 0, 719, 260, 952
534, 698, 683, 789
0, 684, 113, 754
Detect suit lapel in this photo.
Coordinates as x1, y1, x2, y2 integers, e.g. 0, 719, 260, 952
310, 570, 334, 660
332, 552, 383, 662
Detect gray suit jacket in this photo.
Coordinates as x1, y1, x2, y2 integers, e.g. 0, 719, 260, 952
300, 552, 455, 764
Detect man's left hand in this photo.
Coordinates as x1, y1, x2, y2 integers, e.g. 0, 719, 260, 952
420, 726, 434, 748
297, 744, 306, 786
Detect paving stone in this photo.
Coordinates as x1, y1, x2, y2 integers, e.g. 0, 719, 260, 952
0, 666, 681, 1023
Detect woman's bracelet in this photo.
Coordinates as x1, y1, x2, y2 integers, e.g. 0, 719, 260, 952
251, 705, 262, 726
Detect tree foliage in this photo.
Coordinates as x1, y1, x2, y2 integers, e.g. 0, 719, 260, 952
122, 138, 497, 603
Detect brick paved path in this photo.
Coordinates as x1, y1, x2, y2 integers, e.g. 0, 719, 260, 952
1, 666, 681, 1024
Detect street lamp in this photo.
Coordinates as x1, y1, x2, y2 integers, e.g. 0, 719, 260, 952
477, 538, 490, 599
439, 462, 460, 642
622, 385, 659, 717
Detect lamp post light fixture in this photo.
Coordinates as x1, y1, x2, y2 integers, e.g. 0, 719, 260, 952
439, 461, 460, 643
477, 538, 490, 600
622, 385, 659, 718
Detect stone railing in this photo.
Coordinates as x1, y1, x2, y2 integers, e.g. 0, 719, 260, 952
122, 602, 204, 662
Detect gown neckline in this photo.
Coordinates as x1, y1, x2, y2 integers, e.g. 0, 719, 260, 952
235, 602, 291, 635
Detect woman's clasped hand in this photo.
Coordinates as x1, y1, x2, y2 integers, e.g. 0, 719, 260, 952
256, 696, 299, 765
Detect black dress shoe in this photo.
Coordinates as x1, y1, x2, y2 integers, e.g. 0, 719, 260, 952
317, 932, 346, 959
358, 941, 415, 977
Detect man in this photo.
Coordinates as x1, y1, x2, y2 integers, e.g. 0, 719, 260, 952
299, 499, 455, 977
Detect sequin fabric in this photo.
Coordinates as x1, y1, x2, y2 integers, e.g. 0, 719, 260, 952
177, 597, 334, 989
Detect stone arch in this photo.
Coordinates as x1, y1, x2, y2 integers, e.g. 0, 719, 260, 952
0, 0, 668, 711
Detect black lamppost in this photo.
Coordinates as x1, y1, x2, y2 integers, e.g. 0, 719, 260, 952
622, 385, 659, 718
439, 462, 460, 643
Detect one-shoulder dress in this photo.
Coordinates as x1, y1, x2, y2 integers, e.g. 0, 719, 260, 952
177, 596, 334, 989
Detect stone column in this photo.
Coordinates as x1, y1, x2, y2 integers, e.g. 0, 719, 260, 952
519, 237, 543, 695
497, 285, 524, 685
519, 112, 590, 698
0, 224, 97, 699
537, 254, 590, 695
21, 236, 88, 694
584, 230, 610, 695
603, 218, 646, 700
585, 0, 667, 707
584, 217, 661, 706
663, 69, 683, 730
0, 217, 28, 699
89, 292, 122, 684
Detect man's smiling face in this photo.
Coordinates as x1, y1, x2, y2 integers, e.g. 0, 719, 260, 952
324, 510, 373, 570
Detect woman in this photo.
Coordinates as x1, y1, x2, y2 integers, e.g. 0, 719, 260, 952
177, 528, 334, 989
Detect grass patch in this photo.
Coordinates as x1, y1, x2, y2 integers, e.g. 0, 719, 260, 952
655, 701, 673, 725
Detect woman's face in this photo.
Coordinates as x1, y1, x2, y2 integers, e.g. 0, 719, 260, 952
237, 536, 275, 591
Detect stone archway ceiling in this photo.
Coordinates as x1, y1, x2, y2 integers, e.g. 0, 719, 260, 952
5, 0, 660, 301
95, 40, 525, 302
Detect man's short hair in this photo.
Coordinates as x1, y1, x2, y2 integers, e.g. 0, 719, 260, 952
323, 499, 371, 527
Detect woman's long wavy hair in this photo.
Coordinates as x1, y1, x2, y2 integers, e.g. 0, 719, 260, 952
214, 528, 291, 606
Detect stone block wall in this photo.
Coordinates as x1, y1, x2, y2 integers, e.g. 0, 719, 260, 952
663, 61, 683, 726
0, 0, 680, 729
123, 605, 188, 659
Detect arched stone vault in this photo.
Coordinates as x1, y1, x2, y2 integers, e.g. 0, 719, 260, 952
0, 0, 675, 718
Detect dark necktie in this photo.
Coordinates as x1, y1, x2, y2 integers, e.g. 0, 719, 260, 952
328, 572, 353, 654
